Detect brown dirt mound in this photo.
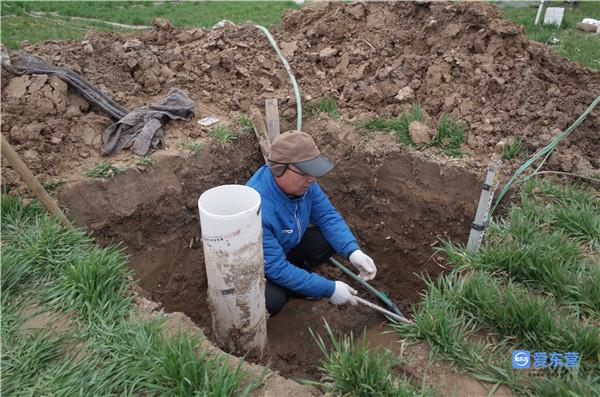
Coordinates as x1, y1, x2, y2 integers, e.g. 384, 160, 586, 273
2, 1, 599, 191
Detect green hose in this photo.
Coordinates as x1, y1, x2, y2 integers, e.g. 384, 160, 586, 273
329, 257, 404, 317
255, 25, 303, 131
491, 95, 600, 216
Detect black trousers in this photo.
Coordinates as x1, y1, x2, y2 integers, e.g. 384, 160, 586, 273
265, 227, 335, 316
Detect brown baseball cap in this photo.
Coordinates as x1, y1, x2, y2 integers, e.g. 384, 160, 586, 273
268, 130, 334, 177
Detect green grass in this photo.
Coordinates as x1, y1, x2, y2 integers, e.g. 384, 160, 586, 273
360, 104, 423, 147
500, 1, 600, 69
137, 155, 154, 167
360, 107, 466, 157
519, 178, 599, 249
237, 113, 254, 135
1, 1, 299, 49
95, 319, 258, 397
43, 246, 132, 324
41, 178, 66, 193
469, 215, 599, 317
209, 125, 237, 149
2, 327, 68, 396
311, 322, 433, 397
177, 138, 202, 154
306, 97, 341, 119
84, 161, 126, 178
394, 179, 600, 395
392, 276, 527, 392
502, 136, 524, 160
0, 195, 261, 395
452, 271, 598, 360
432, 113, 465, 157
0, 14, 94, 49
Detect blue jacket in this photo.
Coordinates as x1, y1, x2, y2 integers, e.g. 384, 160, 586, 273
247, 165, 359, 298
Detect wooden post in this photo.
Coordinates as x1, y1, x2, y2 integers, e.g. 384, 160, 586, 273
249, 107, 271, 164
264, 99, 280, 143
1, 134, 74, 229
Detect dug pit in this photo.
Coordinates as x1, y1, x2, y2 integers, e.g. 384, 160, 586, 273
58, 118, 482, 379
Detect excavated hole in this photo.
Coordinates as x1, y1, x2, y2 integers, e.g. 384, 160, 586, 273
59, 126, 482, 380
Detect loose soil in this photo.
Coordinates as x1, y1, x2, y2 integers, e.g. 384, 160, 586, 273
2, 1, 599, 393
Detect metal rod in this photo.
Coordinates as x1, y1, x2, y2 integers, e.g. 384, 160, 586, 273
329, 257, 403, 316
355, 296, 413, 324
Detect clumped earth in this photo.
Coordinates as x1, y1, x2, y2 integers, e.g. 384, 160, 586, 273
1, 0, 599, 387
2, 1, 599, 187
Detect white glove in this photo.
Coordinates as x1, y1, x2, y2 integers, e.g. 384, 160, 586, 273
329, 281, 358, 305
349, 250, 377, 281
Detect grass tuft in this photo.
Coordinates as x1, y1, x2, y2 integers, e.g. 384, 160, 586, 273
102, 318, 260, 396
519, 178, 599, 250
1, 248, 33, 305
306, 97, 341, 119
177, 138, 202, 154
392, 275, 527, 391
360, 104, 423, 146
42, 178, 67, 192
85, 162, 126, 178
237, 113, 254, 135
432, 113, 465, 157
502, 136, 524, 160
44, 246, 132, 324
2, 328, 67, 396
209, 125, 237, 149
312, 321, 432, 397
137, 155, 154, 167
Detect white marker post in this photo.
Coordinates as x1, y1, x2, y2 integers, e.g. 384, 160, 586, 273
467, 142, 505, 252
534, 0, 547, 26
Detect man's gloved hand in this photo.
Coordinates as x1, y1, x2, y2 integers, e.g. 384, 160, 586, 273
349, 250, 377, 280
329, 281, 358, 305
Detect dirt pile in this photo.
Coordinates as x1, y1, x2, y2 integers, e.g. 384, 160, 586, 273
2, 1, 599, 185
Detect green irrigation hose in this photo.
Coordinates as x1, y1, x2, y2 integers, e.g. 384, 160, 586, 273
491, 95, 600, 216
255, 25, 303, 131
329, 257, 404, 317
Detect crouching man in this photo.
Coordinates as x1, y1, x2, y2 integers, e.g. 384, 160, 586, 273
247, 130, 377, 316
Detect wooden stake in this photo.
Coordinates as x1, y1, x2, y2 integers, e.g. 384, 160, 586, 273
1, 134, 74, 229
264, 99, 280, 143
249, 107, 271, 164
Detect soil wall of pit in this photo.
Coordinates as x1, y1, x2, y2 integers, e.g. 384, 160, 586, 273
58, 121, 481, 377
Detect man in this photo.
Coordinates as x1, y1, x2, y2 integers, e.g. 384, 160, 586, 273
247, 130, 377, 316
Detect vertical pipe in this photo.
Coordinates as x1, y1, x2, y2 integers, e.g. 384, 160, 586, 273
198, 185, 266, 358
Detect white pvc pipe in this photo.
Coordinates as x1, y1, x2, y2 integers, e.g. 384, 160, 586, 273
198, 185, 266, 358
